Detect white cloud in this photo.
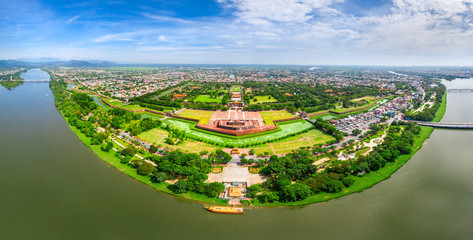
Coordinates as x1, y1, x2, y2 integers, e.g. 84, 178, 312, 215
138, 46, 223, 51
66, 15, 80, 23
158, 35, 167, 42
141, 13, 193, 24
92, 30, 159, 43
219, 0, 344, 25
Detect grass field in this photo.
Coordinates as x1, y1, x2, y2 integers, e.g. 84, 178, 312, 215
433, 91, 447, 122
194, 95, 223, 103
332, 101, 374, 113
176, 109, 214, 124
138, 112, 164, 120
157, 119, 314, 148
231, 85, 241, 92
138, 128, 215, 153
351, 96, 376, 102
102, 99, 171, 114
250, 95, 277, 104
103, 99, 144, 111
260, 110, 296, 125
137, 128, 168, 145
137, 126, 334, 155
271, 129, 335, 154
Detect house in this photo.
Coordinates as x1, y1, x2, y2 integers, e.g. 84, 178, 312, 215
173, 93, 187, 99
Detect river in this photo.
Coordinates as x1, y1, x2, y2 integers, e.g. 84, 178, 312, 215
1, 69, 472, 239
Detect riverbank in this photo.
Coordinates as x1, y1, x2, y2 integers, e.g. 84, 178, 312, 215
66, 118, 227, 205
53, 81, 447, 207
250, 90, 447, 207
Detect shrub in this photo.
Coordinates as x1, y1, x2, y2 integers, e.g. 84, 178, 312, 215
257, 191, 279, 203
151, 172, 168, 183
172, 180, 188, 194
341, 178, 355, 187
137, 161, 156, 176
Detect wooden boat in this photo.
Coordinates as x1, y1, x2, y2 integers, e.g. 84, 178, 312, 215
205, 206, 244, 214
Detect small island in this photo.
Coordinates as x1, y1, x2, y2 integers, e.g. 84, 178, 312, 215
47, 66, 447, 207
0, 69, 25, 90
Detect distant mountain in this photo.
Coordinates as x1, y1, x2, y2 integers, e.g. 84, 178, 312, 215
16, 57, 62, 63
0, 59, 116, 68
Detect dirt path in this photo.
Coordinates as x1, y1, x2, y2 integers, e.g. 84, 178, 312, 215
313, 157, 331, 172
363, 131, 387, 156
197, 143, 203, 152
269, 143, 275, 154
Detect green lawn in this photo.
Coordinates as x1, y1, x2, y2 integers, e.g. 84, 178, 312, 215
194, 95, 223, 103
176, 109, 214, 124
138, 112, 164, 120
138, 128, 211, 153
260, 110, 296, 125
331, 101, 374, 113
252, 146, 272, 155
137, 128, 168, 145
351, 96, 376, 102
251, 95, 277, 104
156, 118, 314, 148
231, 85, 241, 92
103, 99, 144, 111
102, 99, 171, 114
433, 91, 447, 122
269, 129, 335, 154
138, 126, 334, 155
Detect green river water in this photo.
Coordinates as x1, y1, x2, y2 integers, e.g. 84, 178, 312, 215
0, 69, 472, 239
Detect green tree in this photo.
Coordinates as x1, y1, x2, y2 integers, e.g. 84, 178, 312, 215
151, 172, 167, 183
172, 180, 188, 194
137, 162, 156, 176
257, 191, 279, 203
122, 147, 136, 157
279, 183, 312, 202
205, 182, 225, 197
149, 145, 158, 153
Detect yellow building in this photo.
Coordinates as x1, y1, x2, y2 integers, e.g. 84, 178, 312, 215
228, 187, 242, 198
231, 147, 240, 154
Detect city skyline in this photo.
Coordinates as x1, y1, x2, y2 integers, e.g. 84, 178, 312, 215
2, 0, 473, 66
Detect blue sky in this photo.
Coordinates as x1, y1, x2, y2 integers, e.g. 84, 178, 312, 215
2, 0, 473, 65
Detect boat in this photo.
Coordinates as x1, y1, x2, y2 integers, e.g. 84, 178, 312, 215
205, 206, 244, 214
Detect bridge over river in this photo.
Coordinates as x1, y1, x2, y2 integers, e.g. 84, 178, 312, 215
447, 89, 473, 93
22, 79, 50, 83
415, 121, 473, 129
